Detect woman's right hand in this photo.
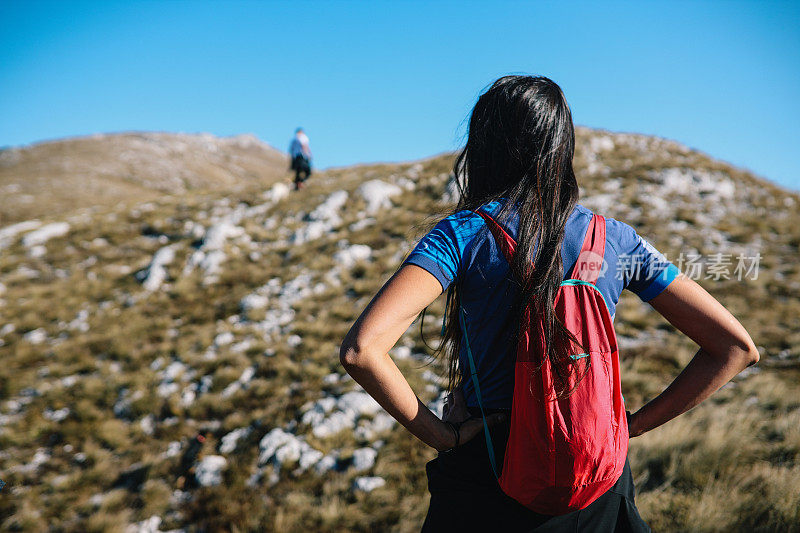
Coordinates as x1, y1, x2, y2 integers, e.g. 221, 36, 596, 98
630, 274, 759, 437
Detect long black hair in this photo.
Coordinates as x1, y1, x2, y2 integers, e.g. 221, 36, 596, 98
432, 75, 583, 398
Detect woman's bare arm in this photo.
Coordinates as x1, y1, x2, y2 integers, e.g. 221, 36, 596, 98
340, 264, 503, 451
628, 274, 760, 437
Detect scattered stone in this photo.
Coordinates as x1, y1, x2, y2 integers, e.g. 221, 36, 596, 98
140, 245, 176, 291
126, 515, 162, 533
354, 412, 396, 440
43, 407, 70, 422
23, 328, 47, 344
257, 428, 325, 473
263, 182, 290, 203
140, 415, 156, 436
303, 391, 383, 439
333, 243, 372, 268
358, 180, 402, 214
22, 222, 70, 247
292, 190, 348, 245
195, 455, 227, 487
353, 476, 385, 492
0, 220, 41, 250
351, 447, 378, 472
219, 427, 252, 454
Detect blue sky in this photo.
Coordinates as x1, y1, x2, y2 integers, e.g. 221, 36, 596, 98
1, 1, 798, 189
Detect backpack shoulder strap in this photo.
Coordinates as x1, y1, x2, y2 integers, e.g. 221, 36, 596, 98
458, 304, 500, 480
474, 209, 517, 264
569, 214, 606, 284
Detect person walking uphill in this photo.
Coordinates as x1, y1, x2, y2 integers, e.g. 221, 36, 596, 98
339, 75, 760, 532
289, 127, 312, 190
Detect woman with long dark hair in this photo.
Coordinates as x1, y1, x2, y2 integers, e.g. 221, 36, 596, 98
339, 75, 758, 531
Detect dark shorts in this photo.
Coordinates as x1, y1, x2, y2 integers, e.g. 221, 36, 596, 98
291, 154, 311, 175
422, 418, 650, 532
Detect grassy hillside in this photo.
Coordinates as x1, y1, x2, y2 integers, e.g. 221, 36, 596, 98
0, 132, 288, 225
0, 127, 798, 531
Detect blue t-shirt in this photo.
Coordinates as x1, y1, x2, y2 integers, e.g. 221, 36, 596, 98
403, 201, 679, 409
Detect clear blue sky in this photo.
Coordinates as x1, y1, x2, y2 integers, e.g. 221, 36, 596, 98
1, 1, 798, 189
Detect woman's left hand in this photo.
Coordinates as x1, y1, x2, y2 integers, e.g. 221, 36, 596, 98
442, 388, 470, 425
440, 388, 506, 451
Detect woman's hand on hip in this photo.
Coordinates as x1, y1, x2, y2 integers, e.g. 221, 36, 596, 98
439, 387, 506, 451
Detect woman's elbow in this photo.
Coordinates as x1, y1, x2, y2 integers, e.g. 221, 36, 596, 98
730, 335, 760, 368
744, 340, 760, 366
339, 342, 357, 368
339, 340, 368, 370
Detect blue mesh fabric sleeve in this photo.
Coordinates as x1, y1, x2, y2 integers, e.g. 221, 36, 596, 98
608, 219, 680, 302
401, 211, 484, 292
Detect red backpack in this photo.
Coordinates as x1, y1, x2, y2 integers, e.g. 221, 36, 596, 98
460, 209, 628, 515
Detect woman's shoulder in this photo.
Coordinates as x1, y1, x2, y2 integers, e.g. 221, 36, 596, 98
572, 204, 651, 255
435, 201, 504, 234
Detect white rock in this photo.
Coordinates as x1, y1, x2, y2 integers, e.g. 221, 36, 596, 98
28, 245, 46, 258
298, 448, 324, 470
311, 411, 354, 439
349, 218, 376, 232
198, 249, 226, 278
307, 391, 383, 439
230, 338, 254, 353
203, 221, 244, 250
333, 244, 372, 268
163, 361, 188, 381
220, 427, 252, 454
22, 222, 70, 247
140, 415, 156, 436
180, 385, 196, 406
43, 407, 70, 422
589, 135, 615, 152
240, 293, 269, 312
338, 391, 382, 417
221, 366, 256, 398
264, 182, 290, 203
351, 447, 378, 472
291, 191, 348, 245
195, 455, 227, 487
141, 245, 176, 291
391, 346, 412, 360
257, 428, 324, 473
427, 391, 448, 418
287, 334, 302, 348
162, 441, 182, 458
353, 476, 385, 492
60, 374, 79, 388
157, 382, 179, 398
315, 454, 337, 474
23, 328, 47, 344
322, 373, 341, 385
354, 412, 396, 440
358, 180, 402, 214
214, 331, 234, 346
441, 174, 462, 204
16, 448, 50, 474
0, 220, 41, 250
239, 366, 256, 384
126, 515, 162, 533
300, 397, 337, 426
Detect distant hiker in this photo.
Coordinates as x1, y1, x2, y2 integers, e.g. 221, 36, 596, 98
176, 432, 206, 489
339, 75, 759, 531
289, 127, 312, 190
